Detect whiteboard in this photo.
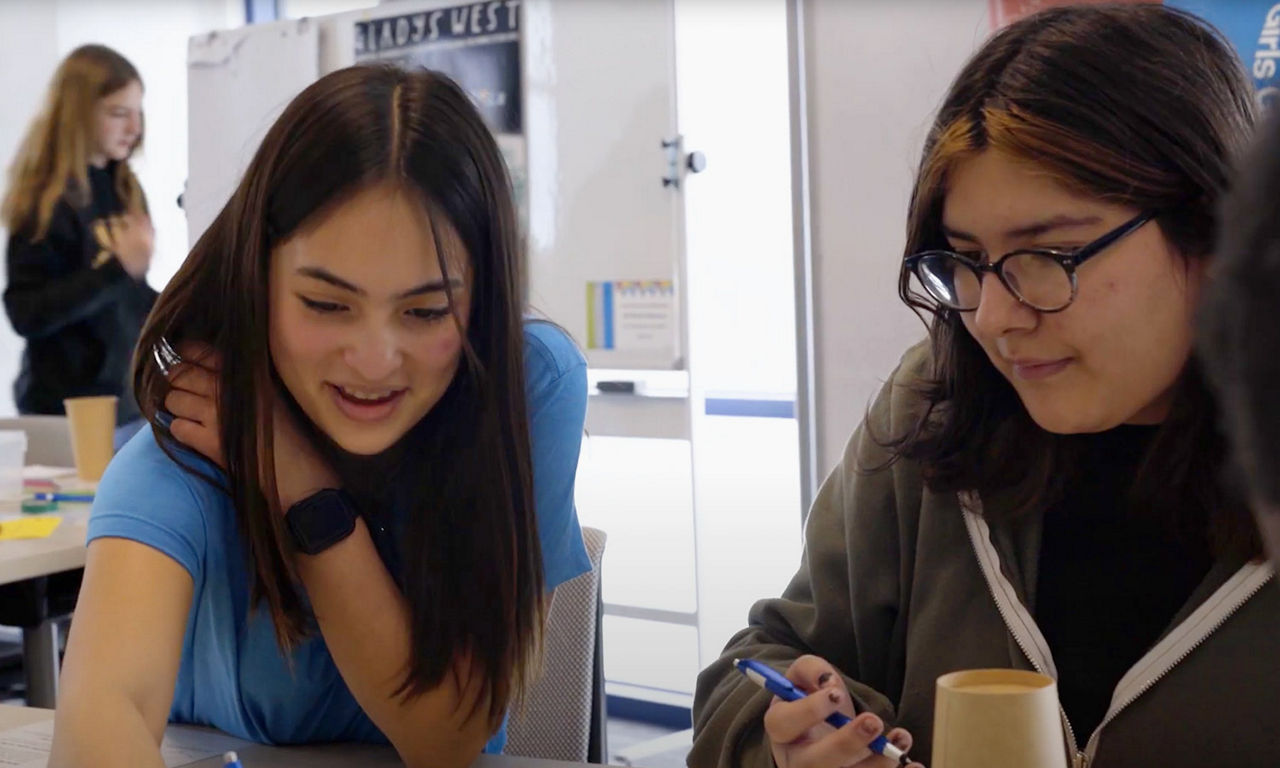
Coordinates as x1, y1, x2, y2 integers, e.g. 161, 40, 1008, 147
521, 0, 684, 370
188, 0, 685, 370
322, 0, 686, 370
186, 18, 319, 248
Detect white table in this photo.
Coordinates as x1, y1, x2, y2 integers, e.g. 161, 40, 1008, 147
0, 502, 91, 709
0, 705, 598, 767
0, 504, 90, 585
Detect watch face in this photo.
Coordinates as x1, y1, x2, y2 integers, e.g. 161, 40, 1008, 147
287, 490, 357, 554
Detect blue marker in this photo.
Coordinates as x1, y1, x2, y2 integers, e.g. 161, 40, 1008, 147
222, 751, 244, 768
734, 658, 912, 765
31, 492, 94, 503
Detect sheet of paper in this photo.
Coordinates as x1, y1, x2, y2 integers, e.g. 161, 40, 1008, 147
0, 719, 248, 767
0, 517, 60, 541
158, 726, 250, 765
586, 280, 679, 361
0, 720, 50, 767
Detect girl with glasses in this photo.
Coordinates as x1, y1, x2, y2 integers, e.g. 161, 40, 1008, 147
692, 6, 1276, 768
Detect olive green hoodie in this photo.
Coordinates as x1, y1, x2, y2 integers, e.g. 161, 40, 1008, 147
690, 343, 1279, 768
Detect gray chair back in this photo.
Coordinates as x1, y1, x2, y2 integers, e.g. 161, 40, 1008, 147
505, 526, 608, 762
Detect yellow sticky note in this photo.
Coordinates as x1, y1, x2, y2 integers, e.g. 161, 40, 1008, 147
0, 516, 62, 540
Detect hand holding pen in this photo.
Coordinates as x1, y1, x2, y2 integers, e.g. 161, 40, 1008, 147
737, 656, 924, 768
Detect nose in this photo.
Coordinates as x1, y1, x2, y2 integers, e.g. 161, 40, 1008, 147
342, 323, 403, 383
970, 272, 1037, 339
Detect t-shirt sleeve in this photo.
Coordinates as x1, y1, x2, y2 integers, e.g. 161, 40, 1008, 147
86, 432, 218, 584
525, 323, 592, 591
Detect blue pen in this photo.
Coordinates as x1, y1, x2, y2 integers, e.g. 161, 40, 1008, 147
222, 751, 244, 768
31, 492, 94, 503
734, 658, 911, 765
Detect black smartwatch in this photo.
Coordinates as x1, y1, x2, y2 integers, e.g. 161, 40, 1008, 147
285, 489, 359, 555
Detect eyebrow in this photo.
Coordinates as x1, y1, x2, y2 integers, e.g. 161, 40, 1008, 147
942, 214, 1104, 243
296, 266, 462, 300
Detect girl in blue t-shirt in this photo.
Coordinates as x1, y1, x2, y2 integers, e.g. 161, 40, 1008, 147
51, 66, 589, 768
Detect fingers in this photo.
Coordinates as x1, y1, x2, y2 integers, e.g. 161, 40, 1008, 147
790, 713, 891, 768
167, 362, 217, 398
169, 417, 224, 468
787, 655, 844, 693
885, 728, 913, 755
113, 211, 149, 228
175, 341, 220, 370
165, 388, 215, 427
764, 686, 849, 745
882, 729, 925, 768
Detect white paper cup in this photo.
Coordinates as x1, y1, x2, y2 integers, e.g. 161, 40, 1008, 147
0, 430, 27, 502
63, 396, 117, 482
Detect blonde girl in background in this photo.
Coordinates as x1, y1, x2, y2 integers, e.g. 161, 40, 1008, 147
2, 43, 157, 445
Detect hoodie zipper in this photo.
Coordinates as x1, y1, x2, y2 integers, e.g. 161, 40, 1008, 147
961, 500, 1081, 765
1079, 561, 1272, 762
959, 495, 1273, 768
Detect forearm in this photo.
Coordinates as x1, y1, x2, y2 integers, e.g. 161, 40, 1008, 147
296, 519, 490, 768
4, 257, 132, 337
50, 693, 166, 768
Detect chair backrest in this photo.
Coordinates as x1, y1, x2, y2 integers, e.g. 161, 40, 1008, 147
505, 526, 608, 763
0, 416, 74, 467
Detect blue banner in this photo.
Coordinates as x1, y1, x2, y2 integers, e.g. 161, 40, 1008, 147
1167, 1, 1280, 109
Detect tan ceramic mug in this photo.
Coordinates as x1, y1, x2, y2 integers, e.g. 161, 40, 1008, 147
932, 669, 1068, 768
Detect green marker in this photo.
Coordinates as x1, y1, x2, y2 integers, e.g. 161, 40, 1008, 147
20, 498, 57, 514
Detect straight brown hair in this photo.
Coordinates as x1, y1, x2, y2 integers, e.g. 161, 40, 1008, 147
888, 5, 1261, 557
134, 65, 542, 723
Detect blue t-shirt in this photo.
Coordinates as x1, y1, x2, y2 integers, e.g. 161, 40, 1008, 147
86, 322, 591, 753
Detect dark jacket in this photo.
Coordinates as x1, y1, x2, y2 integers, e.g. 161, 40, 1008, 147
690, 342, 1280, 768
4, 163, 157, 425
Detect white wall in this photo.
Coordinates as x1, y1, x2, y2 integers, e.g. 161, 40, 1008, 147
282, 0, 375, 16
0, 0, 242, 417
804, 0, 991, 476
0, 2, 59, 417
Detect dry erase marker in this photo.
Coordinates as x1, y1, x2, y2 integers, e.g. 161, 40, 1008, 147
222, 751, 243, 768
31, 492, 93, 503
734, 658, 912, 766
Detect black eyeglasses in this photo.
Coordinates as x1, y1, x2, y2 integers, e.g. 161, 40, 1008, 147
903, 211, 1156, 313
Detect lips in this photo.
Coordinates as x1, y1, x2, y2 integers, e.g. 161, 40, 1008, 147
328, 384, 407, 422
1010, 358, 1072, 381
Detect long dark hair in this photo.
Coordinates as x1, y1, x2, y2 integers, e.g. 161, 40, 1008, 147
888, 5, 1260, 557
134, 65, 542, 723
1200, 111, 1280, 510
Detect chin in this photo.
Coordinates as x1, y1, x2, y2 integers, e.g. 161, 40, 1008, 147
1022, 403, 1111, 436
316, 412, 411, 456
329, 431, 403, 456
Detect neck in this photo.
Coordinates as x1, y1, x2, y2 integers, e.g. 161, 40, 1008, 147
88, 154, 109, 170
